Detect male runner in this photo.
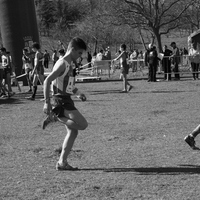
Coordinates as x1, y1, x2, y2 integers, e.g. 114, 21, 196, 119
43, 37, 88, 170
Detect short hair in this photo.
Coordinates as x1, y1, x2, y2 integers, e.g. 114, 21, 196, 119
120, 44, 126, 50
58, 49, 65, 54
68, 37, 87, 51
32, 42, 40, 50
170, 42, 176, 46
0, 47, 6, 52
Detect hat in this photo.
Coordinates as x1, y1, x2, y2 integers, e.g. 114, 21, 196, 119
170, 42, 176, 46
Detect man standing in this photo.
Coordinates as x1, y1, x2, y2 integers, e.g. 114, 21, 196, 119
43, 50, 50, 69
162, 45, 172, 81
145, 44, 159, 82
170, 42, 180, 80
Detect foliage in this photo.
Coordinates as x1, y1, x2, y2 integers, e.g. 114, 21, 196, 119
35, 0, 199, 52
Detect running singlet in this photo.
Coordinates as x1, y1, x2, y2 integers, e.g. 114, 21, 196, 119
35, 51, 43, 73
51, 59, 76, 96
2, 55, 8, 69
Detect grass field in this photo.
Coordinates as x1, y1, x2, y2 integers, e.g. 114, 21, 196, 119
1, 72, 200, 200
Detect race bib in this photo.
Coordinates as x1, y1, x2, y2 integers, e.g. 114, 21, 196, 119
66, 76, 75, 94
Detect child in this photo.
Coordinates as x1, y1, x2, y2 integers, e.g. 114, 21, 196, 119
112, 44, 133, 92
42, 37, 88, 170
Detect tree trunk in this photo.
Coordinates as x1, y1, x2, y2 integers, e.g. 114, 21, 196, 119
138, 28, 147, 50
154, 29, 162, 53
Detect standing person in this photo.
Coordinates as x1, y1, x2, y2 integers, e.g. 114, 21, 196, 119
43, 50, 50, 69
42, 37, 88, 170
87, 51, 92, 68
0, 47, 13, 95
26, 42, 44, 100
96, 49, 104, 61
58, 49, 65, 59
170, 42, 180, 80
22, 48, 32, 92
188, 42, 199, 80
162, 45, 172, 81
145, 44, 159, 82
52, 50, 58, 66
0, 54, 8, 97
130, 49, 138, 72
112, 44, 133, 92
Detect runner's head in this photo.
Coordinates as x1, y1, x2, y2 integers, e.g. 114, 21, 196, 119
120, 44, 126, 52
32, 42, 40, 52
67, 37, 87, 61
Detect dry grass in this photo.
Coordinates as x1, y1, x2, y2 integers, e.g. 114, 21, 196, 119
1, 72, 200, 200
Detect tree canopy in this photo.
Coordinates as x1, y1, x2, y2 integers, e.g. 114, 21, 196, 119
35, 0, 199, 52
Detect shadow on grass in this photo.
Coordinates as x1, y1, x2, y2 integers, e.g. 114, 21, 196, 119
89, 90, 123, 95
77, 166, 200, 174
0, 98, 23, 105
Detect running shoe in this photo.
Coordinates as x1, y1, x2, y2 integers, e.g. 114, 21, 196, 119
184, 135, 197, 149
56, 162, 78, 171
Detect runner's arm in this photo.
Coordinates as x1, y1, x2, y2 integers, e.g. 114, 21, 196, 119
43, 61, 66, 114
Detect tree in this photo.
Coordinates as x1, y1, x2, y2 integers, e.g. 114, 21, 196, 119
105, 0, 196, 52
182, 1, 200, 32
37, 0, 57, 36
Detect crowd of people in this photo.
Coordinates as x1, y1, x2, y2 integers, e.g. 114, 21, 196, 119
1, 39, 199, 99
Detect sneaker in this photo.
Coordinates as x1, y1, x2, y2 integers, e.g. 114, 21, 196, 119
42, 113, 58, 130
184, 135, 196, 149
26, 96, 35, 100
56, 162, 78, 171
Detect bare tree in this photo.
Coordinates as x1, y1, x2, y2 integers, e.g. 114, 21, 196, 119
182, 1, 200, 32
105, 0, 196, 52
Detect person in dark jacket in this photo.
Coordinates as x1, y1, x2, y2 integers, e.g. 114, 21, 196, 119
170, 42, 180, 80
162, 45, 172, 81
145, 44, 159, 82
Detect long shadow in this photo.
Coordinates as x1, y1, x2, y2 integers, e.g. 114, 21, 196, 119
77, 166, 200, 175
88, 90, 196, 95
89, 89, 132, 95
0, 98, 23, 105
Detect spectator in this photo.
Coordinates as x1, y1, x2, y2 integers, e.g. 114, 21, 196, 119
22, 48, 32, 92
96, 49, 104, 61
130, 49, 138, 72
87, 51, 92, 68
188, 42, 199, 80
26, 42, 44, 100
170, 42, 180, 80
104, 47, 111, 60
58, 49, 65, 58
52, 50, 58, 66
145, 44, 159, 82
162, 45, 172, 81
0, 47, 13, 95
43, 49, 50, 69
